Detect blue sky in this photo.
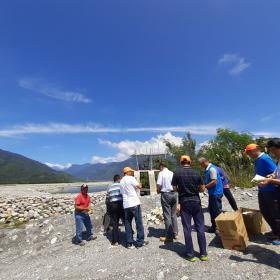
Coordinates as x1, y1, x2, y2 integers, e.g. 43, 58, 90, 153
0, 0, 280, 168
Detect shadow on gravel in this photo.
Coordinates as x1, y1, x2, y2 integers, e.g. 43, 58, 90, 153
229, 245, 280, 270
159, 242, 187, 258
208, 234, 223, 249
147, 227, 166, 238
248, 234, 271, 245
104, 229, 127, 248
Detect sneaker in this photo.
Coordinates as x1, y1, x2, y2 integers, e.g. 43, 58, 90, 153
200, 255, 209, 261
186, 256, 197, 263
77, 241, 86, 246
126, 243, 135, 249
160, 237, 173, 243
207, 227, 217, 234
272, 240, 280, 246
87, 236, 97, 242
111, 242, 119, 247
135, 241, 149, 248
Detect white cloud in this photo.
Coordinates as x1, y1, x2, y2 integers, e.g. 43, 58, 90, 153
92, 132, 183, 163
260, 115, 273, 123
19, 78, 91, 103
0, 123, 222, 138
253, 131, 280, 138
218, 53, 251, 75
45, 162, 72, 170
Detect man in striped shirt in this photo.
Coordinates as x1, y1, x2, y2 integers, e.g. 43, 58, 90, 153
107, 174, 124, 246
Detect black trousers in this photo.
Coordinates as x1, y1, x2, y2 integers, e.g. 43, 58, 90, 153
258, 191, 280, 236
108, 201, 124, 243
223, 188, 238, 211
208, 195, 223, 230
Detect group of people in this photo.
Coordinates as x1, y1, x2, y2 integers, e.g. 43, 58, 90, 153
73, 138, 280, 261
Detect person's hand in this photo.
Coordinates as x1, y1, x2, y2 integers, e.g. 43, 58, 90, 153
260, 179, 271, 186
176, 204, 181, 215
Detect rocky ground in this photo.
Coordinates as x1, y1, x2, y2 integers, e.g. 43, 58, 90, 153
0, 185, 280, 280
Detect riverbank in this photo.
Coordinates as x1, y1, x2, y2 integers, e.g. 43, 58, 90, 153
0, 182, 109, 228
0, 185, 280, 279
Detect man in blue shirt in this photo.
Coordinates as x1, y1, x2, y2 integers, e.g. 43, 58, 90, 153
199, 157, 223, 233
245, 143, 279, 240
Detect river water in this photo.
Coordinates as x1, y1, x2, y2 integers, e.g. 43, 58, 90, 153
62, 185, 108, 194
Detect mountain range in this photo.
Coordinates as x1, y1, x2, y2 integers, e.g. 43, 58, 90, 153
0, 149, 76, 184
0, 148, 168, 184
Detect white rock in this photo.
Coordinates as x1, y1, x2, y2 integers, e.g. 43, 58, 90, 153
157, 271, 165, 280
11, 235, 18, 241
50, 237, 57, 244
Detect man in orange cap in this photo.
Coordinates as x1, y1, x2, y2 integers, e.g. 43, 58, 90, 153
245, 143, 279, 240
172, 155, 208, 262
120, 167, 147, 249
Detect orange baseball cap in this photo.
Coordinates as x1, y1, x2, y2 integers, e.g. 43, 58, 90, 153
123, 166, 135, 174
245, 143, 260, 153
180, 155, 191, 163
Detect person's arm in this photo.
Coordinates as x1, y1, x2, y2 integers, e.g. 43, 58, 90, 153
205, 168, 217, 189
75, 198, 90, 212
260, 178, 280, 186
171, 172, 178, 192
197, 175, 206, 192
132, 177, 142, 189
156, 172, 162, 194
266, 172, 276, 179
199, 184, 206, 192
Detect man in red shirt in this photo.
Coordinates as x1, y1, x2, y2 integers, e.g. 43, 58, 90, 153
74, 184, 96, 246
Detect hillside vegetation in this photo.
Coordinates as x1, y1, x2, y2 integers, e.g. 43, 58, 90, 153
0, 149, 76, 184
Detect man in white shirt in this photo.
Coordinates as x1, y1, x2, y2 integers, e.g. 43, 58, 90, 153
157, 163, 178, 243
120, 166, 147, 249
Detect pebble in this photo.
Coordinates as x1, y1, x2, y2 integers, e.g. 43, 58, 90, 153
0, 194, 106, 226
156, 271, 165, 280
50, 237, 57, 244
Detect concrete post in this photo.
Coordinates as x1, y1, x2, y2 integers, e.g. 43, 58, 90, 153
148, 170, 157, 195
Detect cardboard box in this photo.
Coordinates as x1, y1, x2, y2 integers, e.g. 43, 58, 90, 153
215, 211, 249, 251
240, 207, 268, 235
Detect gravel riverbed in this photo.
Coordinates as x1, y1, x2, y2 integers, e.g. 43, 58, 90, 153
0, 184, 279, 280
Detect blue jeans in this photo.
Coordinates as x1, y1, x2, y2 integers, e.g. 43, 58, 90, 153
208, 195, 223, 230
75, 211, 93, 243
180, 200, 207, 257
124, 205, 145, 246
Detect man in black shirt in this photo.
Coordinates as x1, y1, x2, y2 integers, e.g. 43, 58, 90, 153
172, 155, 208, 262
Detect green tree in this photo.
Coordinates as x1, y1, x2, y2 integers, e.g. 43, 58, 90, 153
165, 132, 199, 171
198, 129, 254, 188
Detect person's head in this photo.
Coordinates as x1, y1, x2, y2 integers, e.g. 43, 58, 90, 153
198, 157, 210, 169
267, 138, 280, 159
113, 174, 121, 183
123, 166, 135, 176
81, 184, 88, 195
244, 143, 261, 159
180, 155, 191, 166
159, 162, 167, 171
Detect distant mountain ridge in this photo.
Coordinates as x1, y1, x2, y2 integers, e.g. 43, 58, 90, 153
63, 155, 171, 181
0, 149, 76, 184
64, 157, 139, 181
